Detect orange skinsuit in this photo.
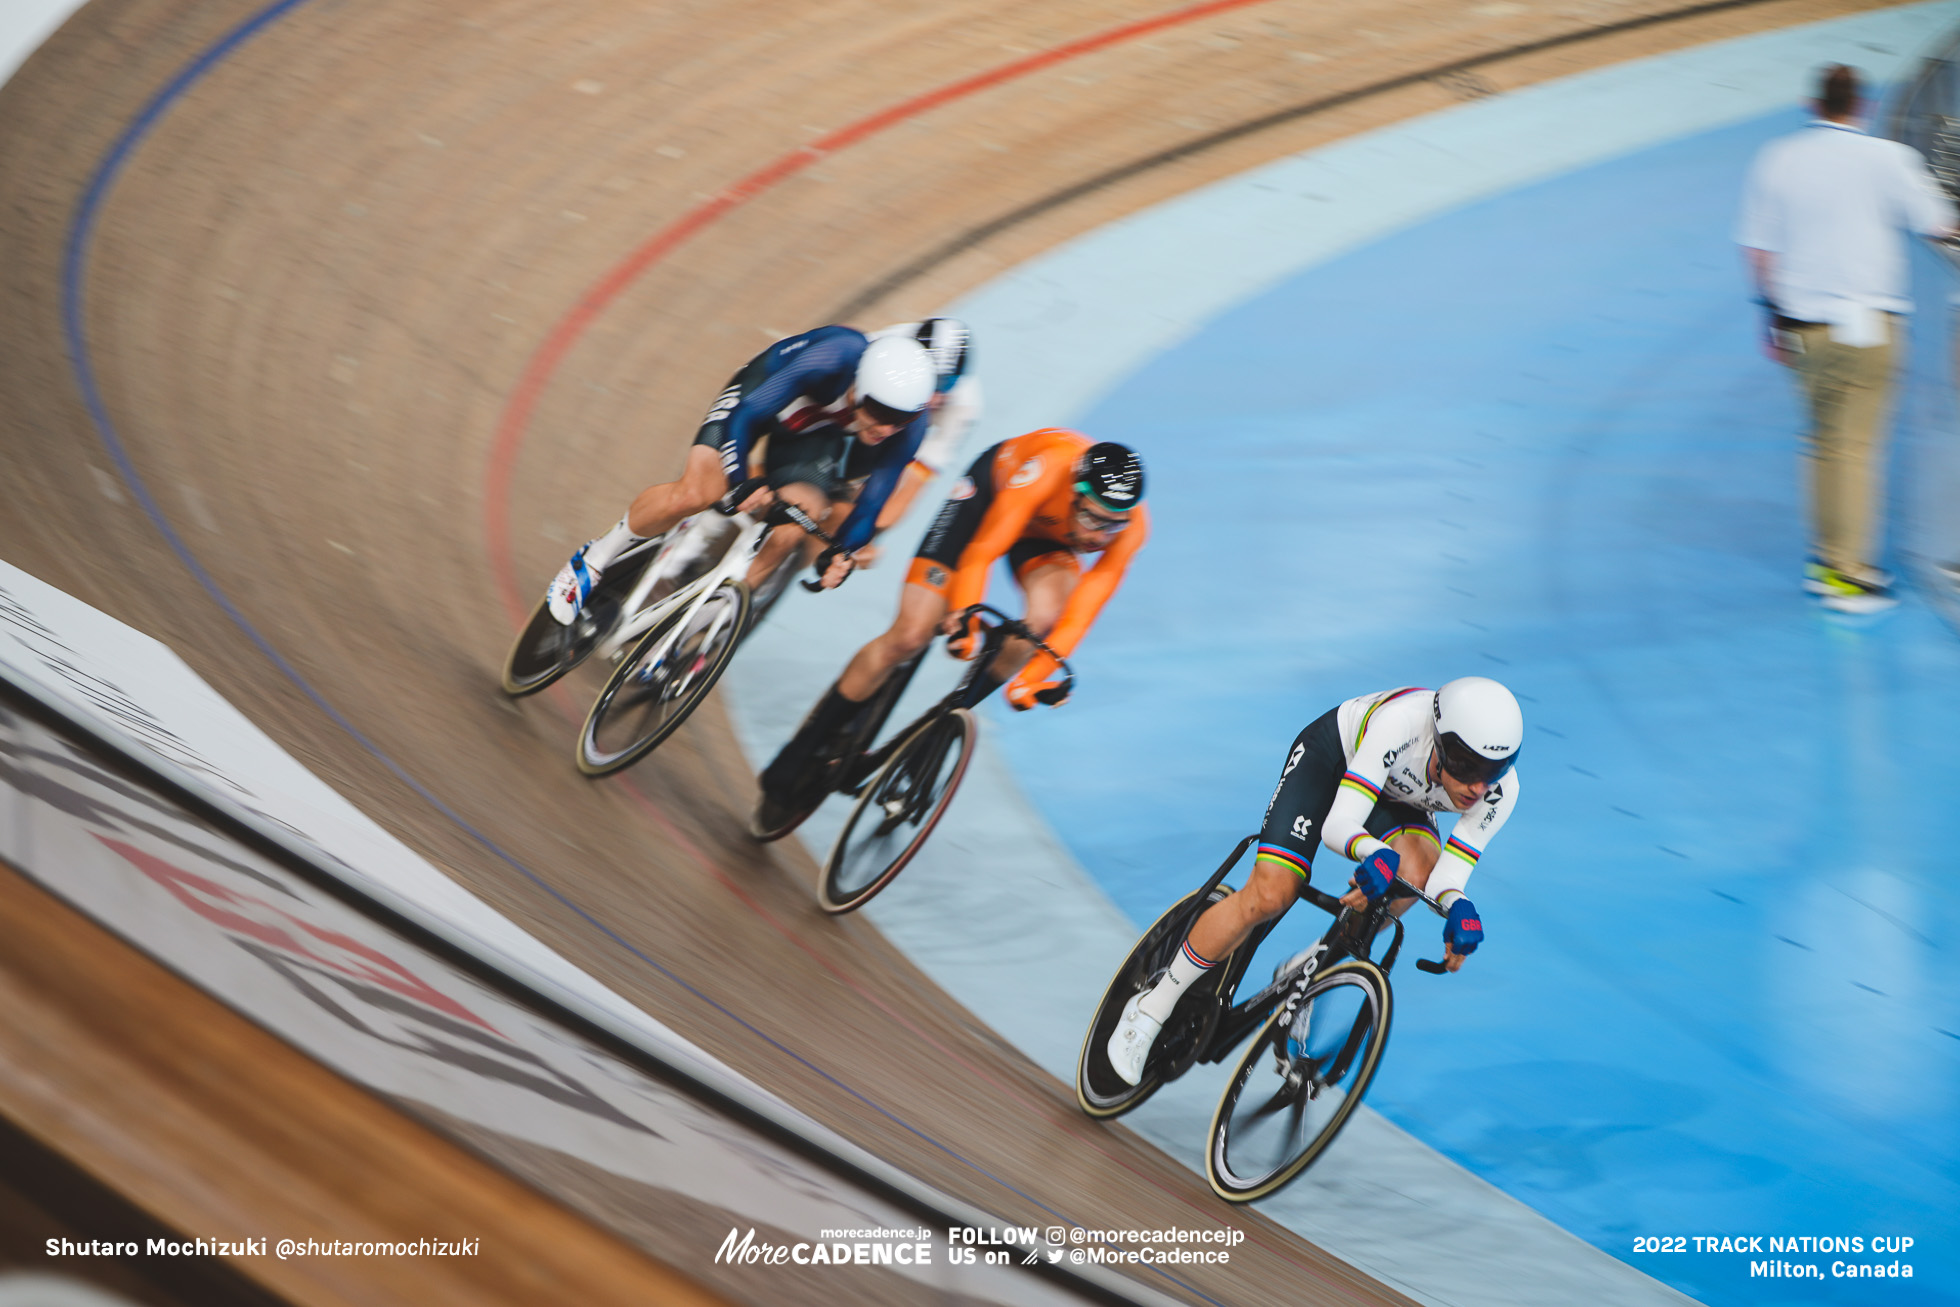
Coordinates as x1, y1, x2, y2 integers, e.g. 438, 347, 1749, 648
942, 428, 1148, 702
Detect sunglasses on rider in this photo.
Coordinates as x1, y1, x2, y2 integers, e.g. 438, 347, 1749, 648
1435, 731, 1516, 787
856, 397, 919, 429
1072, 500, 1132, 535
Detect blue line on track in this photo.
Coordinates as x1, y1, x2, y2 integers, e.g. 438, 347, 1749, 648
52, 7, 1232, 1297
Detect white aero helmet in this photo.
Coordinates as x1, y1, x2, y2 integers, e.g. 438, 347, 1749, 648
854, 336, 935, 425
1431, 676, 1523, 786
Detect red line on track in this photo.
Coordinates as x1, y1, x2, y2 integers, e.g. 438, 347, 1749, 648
485, 4, 1368, 1280
483, 0, 1276, 621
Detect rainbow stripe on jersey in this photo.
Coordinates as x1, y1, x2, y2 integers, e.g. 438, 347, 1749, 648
1338, 771, 1381, 803
1351, 686, 1428, 751
1256, 843, 1311, 879
1443, 834, 1481, 866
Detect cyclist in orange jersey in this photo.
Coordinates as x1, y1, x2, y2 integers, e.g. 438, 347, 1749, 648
755, 429, 1146, 816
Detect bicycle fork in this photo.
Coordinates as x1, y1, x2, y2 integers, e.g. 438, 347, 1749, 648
876, 718, 959, 826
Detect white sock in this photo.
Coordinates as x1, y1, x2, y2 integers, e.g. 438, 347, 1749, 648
582, 513, 645, 572
1138, 939, 1217, 1023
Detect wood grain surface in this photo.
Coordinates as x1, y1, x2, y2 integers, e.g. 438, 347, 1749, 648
0, 859, 728, 1306
0, 0, 1898, 1303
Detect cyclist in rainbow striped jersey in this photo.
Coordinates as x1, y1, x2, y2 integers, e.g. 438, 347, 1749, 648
1107, 678, 1522, 1086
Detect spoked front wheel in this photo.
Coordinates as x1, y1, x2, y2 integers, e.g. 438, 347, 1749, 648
1205, 959, 1391, 1203
576, 581, 751, 775
817, 709, 975, 914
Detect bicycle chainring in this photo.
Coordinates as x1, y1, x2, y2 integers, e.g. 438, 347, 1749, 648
1152, 991, 1224, 1084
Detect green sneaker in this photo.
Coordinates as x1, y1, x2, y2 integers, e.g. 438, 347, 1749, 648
1804, 559, 1892, 596
1808, 565, 1897, 614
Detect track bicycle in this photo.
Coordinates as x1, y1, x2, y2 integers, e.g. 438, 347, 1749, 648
748, 604, 1073, 914
499, 480, 840, 775
1076, 836, 1452, 1202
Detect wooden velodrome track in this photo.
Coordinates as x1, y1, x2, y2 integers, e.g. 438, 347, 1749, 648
0, 0, 1899, 1301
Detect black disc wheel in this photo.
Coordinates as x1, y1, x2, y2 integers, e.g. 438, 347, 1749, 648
745, 766, 831, 844
1076, 886, 1232, 1120
501, 539, 663, 696
1205, 959, 1391, 1203
576, 581, 751, 775
501, 593, 617, 697
817, 709, 975, 914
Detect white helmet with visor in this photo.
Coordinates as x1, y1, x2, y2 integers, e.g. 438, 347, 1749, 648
1432, 676, 1522, 786
854, 336, 934, 426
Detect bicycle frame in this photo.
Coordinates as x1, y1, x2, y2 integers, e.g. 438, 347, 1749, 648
595, 514, 767, 663
840, 604, 1075, 791
1189, 840, 1451, 1068
596, 497, 833, 665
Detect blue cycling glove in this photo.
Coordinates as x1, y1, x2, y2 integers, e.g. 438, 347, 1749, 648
1445, 898, 1483, 956
1352, 846, 1400, 900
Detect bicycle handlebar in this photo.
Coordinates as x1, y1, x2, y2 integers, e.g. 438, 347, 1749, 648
1296, 852, 1455, 975
1391, 879, 1451, 919
714, 477, 769, 516
708, 481, 848, 594
955, 603, 1076, 698
769, 503, 847, 593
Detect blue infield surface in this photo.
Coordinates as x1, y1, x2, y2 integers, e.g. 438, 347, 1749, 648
990, 107, 1960, 1306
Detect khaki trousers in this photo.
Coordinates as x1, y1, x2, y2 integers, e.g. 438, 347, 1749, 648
1786, 315, 1899, 580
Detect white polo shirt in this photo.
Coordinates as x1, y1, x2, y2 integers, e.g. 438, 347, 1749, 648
1735, 120, 1954, 340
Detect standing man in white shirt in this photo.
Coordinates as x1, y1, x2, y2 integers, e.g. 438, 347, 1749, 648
1736, 64, 1956, 613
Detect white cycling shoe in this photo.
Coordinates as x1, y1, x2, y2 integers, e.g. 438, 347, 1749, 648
1106, 992, 1163, 1087
546, 546, 601, 626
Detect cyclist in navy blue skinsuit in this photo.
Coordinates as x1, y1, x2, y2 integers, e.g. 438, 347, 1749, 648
544, 325, 936, 624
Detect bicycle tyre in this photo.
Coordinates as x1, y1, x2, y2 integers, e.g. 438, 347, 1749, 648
746, 765, 831, 843
501, 541, 666, 696
576, 580, 751, 776
502, 594, 609, 697
817, 708, 975, 914
1205, 958, 1392, 1203
1075, 886, 1231, 1120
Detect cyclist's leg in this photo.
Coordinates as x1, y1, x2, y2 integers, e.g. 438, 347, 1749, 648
991, 545, 1078, 675
625, 355, 770, 538
1115, 715, 1338, 1062
760, 581, 945, 796
548, 358, 768, 621
1105, 716, 1345, 1083
623, 443, 731, 539
838, 582, 946, 700
1160, 711, 1345, 1006
758, 441, 959, 795
547, 443, 727, 622
744, 477, 832, 588
825, 452, 988, 705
